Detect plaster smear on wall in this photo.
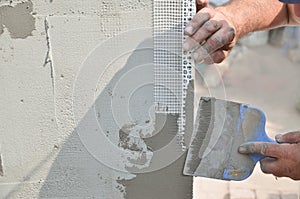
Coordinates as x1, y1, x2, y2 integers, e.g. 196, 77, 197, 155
117, 83, 195, 199
0, 0, 35, 39
115, 94, 194, 199
72, 26, 194, 197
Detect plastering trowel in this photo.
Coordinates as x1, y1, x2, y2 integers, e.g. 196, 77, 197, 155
183, 97, 277, 181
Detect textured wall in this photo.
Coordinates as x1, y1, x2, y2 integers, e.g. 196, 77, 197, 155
0, 0, 194, 198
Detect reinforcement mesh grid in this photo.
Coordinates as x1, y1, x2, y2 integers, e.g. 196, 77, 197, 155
154, 0, 196, 150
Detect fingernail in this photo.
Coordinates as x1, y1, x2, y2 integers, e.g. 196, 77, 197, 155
183, 42, 190, 51
238, 146, 248, 154
185, 26, 194, 35
275, 134, 282, 142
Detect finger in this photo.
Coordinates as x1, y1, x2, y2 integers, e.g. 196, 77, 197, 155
260, 157, 277, 174
192, 27, 235, 63
260, 157, 286, 177
196, 0, 208, 11
276, 131, 300, 143
238, 142, 285, 158
260, 158, 294, 178
183, 20, 222, 51
203, 50, 226, 64
205, 45, 233, 64
184, 7, 215, 36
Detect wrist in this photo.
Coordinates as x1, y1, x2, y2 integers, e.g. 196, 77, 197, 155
215, 6, 242, 40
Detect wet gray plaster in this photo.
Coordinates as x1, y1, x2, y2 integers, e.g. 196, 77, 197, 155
0, 0, 35, 39
119, 125, 146, 152
118, 82, 195, 199
143, 113, 179, 151
184, 98, 257, 180
117, 154, 193, 199
38, 35, 194, 197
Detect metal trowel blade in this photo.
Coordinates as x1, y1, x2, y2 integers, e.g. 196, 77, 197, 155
183, 97, 266, 181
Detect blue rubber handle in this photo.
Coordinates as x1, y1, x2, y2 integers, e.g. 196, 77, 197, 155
279, 0, 300, 4
241, 105, 278, 163
222, 104, 278, 181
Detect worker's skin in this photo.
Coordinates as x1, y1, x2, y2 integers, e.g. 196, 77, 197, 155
239, 132, 300, 180
186, 0, 300, 180
184, 0, 300, 63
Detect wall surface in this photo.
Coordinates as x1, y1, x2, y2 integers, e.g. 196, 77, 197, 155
0, 0, 194, 198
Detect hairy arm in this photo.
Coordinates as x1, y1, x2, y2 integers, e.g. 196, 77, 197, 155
215, 0, 289, 39
186, 0, 300, 63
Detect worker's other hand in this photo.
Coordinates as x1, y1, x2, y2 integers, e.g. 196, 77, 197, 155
196, 0, 209, 11
276, 131, 300, 144
183, 7, 237, 64
238, 131, 300, 180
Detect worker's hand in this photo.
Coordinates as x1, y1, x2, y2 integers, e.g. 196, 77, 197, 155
238, 131, 300, 180
183, 7, 237, 64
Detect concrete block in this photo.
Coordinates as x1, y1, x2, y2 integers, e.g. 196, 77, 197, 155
230, 188, 256, 199
280, 193, 299, 199
256, 190, 281, 199
266, 194, 281, 199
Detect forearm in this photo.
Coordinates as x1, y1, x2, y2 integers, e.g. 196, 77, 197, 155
216, 0, 288, 39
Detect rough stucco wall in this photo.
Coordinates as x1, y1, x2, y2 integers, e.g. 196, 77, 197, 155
0, 0, 193, 198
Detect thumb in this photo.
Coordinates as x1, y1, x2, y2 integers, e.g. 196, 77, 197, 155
276, 131, 300, 143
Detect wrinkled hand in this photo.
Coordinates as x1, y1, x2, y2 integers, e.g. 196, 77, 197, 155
238, 131, 300, 180
183, 7, 237, 64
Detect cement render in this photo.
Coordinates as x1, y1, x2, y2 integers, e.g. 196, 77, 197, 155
0, 0, 195, 198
